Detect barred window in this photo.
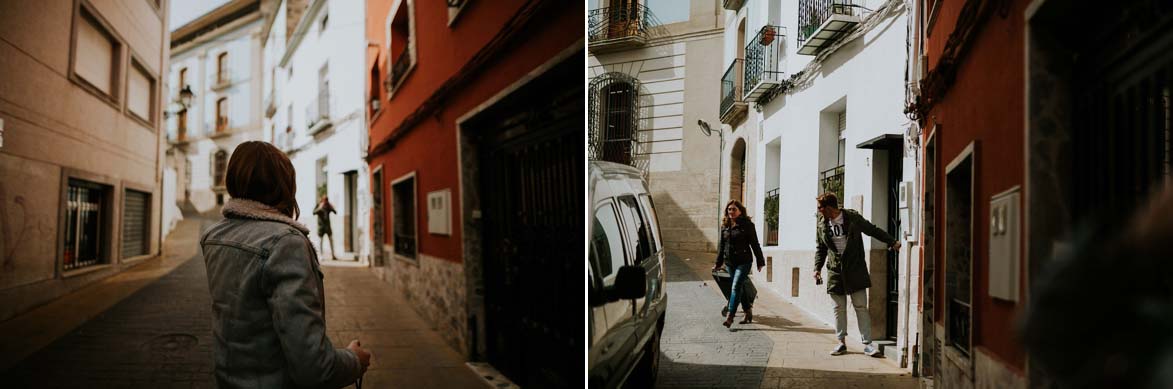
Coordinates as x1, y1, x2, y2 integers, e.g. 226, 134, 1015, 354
589, 73, 641, 166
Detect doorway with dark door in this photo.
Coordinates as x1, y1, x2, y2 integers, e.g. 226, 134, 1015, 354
858, 134, 903, 340
371, 168, 384, 266
343, 170, 357, 258
467, 50, 582, 388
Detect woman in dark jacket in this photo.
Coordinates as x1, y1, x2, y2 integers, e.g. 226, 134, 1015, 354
711, 200, 766, 328
201, 141, 370, 388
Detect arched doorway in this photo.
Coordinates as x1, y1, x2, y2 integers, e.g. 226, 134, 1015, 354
730, 138, 747, 204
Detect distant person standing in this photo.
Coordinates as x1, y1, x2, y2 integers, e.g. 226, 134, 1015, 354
813, 192, 899, 357
313, 195, 336, 260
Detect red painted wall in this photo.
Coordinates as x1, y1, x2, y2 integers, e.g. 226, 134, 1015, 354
922, 0, 1028, 373
365, 0, 581, 263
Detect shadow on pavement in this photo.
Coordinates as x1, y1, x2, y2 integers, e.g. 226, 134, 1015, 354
657, 359, 918, 389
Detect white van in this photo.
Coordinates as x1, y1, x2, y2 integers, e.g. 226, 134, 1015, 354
587, 161, 668, 388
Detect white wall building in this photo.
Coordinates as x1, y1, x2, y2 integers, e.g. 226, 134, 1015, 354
166, 0, 265, 216
725, 0, 921, 368
263, 0, 371, 263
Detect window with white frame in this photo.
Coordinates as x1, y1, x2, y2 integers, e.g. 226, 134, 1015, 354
72, 2, 123, 103
392, 173, 417, 261
385, 0, 416, 95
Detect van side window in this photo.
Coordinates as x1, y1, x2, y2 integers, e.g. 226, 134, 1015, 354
638, 194, 662, 252
617, 196, 653, 262
591, 202, 627, 282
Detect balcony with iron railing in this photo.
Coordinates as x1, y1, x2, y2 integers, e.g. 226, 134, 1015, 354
723, 0, 745, 11
797, 0, 860, 55
764, 188, 779, 246
819, 165, 844, 201
306, 89, 331, 134
387, 48, 413, 95
214, 116, 229, 134
588, 4, 657, 54
720, 59, 747, 124
745, 25, 787, 101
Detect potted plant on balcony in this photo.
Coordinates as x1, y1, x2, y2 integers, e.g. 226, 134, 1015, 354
760, 26, 776, 45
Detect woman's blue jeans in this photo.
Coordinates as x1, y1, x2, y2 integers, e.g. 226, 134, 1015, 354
726, 263, 752, 316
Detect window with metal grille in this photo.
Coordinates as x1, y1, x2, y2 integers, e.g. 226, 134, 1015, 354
121, 189, 150, 258
64, 179, 110, 271
588, 73, 641, 166
392, 175, 417, 260
213, 150, 228, 188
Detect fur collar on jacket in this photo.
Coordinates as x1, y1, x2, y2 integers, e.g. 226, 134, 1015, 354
221, 198, 309, 235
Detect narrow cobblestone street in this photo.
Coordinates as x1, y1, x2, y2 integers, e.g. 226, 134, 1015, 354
658, 251, 920, 389
0, 213, 483, 388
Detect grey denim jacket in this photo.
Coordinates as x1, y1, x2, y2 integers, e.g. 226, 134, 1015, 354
201, 199, 361, 388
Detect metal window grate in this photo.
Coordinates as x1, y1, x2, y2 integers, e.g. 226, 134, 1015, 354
820, 165, 844, 201
64, 180, 107, 270
392, 177, 416, 259
588, 73, 641, 166
764, 188, 780, 246
948, 298, 971, 355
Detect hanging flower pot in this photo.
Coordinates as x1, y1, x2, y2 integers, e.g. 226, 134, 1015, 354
760, 26, 776, 45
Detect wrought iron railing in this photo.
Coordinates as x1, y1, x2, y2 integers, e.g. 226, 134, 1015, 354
721, 59, 744, 117
798, 0, 856, 44
948, 298, 971, 355
764, 188, 780, 246
588, 73, 641, 167
745, 25, 786, 97
588, 4, 653, 43
388, 49, 412, 93
820, 165, 844, 201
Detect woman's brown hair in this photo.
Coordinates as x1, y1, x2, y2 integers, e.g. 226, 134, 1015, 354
721, 199, 750, 229
225, 141, 300, 218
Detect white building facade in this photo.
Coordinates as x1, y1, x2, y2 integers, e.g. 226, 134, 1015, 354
588, 0, 727, 253
263, 0, 371, 263
166, 0, 266, 215
725, 0, 922, 368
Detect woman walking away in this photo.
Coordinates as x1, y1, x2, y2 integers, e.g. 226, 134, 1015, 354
201, 141, 370, 388
711, 200, 766, 328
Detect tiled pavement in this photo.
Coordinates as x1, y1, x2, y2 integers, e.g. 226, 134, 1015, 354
658, 251, 921, 389
0, 214, 484, 388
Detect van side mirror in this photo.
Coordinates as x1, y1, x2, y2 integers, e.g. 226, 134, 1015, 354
587, 265, 647, 307
611, 265, 646, 301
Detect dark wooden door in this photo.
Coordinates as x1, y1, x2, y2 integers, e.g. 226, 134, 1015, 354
479, 54, 582, 388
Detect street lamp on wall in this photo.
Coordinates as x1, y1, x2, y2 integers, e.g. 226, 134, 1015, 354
698, 119, 725, 228
163, 85, 195, 118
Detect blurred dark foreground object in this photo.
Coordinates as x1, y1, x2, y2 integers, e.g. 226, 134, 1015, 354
1022, 187, 1173, 388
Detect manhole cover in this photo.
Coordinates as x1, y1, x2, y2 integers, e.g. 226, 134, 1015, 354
144, 333, 198, 353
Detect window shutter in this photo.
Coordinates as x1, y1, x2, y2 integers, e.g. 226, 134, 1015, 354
122, 190, 149, 258
76, 13, 116, 95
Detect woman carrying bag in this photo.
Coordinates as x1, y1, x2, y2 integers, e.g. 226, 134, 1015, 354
710, 200, 767, 328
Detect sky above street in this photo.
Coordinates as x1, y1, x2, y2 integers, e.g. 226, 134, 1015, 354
170, 0, 231, 31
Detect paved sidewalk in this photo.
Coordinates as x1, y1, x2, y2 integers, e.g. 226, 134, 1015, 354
661, 250, 920, 389
0, 215, 484, 388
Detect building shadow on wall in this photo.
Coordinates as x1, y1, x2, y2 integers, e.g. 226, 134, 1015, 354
651, 193, 717, 256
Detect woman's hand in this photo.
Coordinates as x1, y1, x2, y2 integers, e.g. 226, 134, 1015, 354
711, 265, 720, 272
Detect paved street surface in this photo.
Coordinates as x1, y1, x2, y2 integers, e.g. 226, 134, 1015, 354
0, 213, 483, 388
658, 251, 920, 389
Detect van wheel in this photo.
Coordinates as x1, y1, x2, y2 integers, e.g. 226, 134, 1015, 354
627, 326, 661, 387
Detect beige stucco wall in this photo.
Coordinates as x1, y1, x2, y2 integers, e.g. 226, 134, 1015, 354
588, 0, 726, 253
0, 0, 168, 322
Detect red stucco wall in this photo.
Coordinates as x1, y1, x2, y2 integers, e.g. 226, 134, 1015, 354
923, 0, 1029, 373
365, 1, 581, 263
